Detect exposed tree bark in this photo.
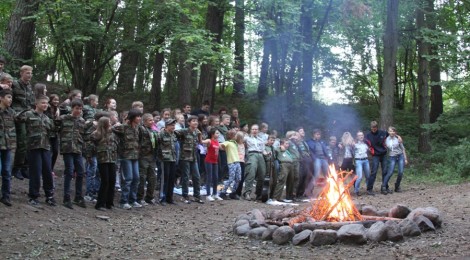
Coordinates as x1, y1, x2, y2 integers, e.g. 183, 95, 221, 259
233, 0, 245, 95
3, 0, 40, 69
197, 0, 228, 111
427, 0, 443, 123
379, 0, 399, 130
257, 36, 271, 100
300, 0, 314, 106
416, 1, 432, 153
177, 44, 191, 106
150, 37, 165, 111
374, 27, 383, 109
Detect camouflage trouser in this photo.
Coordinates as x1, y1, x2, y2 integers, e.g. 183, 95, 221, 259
285, 161, 299, 199
273, 162, 293, 200
137, 157, 157, 202
13, 122, 28, 170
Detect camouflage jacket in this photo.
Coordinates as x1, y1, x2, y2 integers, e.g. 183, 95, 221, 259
139, 125, 157, 160
19, 110, 54, 150
82, 105, 101, 122
288, 140, 301, 161
11, 80, 35, 113
113, 123, 140, 160
91, 131, 118, 163
57, 114, 86, 154
175, 128, 201, 162
156, 129, 177, 162
83, 120, 97, 158
297, 139, 311, 158
0, 107, 17, 150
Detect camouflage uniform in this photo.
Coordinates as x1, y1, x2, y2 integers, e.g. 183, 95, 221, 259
113, 123, 140, 205
156, 129, 177, 203
286, 140, 301, 199
11, 79, 35, 177
0, 106, 16, 200
273, 147, 294, 201
83, 120, 100, 199
175, 128, 202, 200
296, 139, 313, 198
137, 125, 157, 203
82, 105, 101, 122
18, 110, 55, 201
91, 131, 118, 209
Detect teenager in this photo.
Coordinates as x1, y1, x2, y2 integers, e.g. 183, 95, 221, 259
0, 89, 16, 206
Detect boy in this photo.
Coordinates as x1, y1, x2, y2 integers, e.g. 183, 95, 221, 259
82, 94, 100, 122
0, 89, 16, 206
286, 131, 301, 202
271, 139, 294, 202
0, 73, 13, 90
175, 115, 204, 204
137, 113, 158, 205
156, 119, 178, 205
132, 101, 144, 113
305, 129, 330, 198
19, 95, 56, 206
57, 99, 87, 209
264, 135, 276, 200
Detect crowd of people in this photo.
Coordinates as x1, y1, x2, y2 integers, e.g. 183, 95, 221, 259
0, 59, 408, 211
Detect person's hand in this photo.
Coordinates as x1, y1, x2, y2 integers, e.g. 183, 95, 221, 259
0, 84, 10, 89
404, 157, 408, 165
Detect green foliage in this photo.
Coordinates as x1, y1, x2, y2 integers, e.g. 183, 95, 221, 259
424, 107, 470, 145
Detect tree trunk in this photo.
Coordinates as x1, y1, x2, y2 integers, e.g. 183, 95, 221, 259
380, 0, 399, 130
427, 0, 442, 123
3, 0, 40, 69
374, 28, 383, 108
300, 0, 314, 106
416, 1, 431, 153
257, 36, 271, 100
150, 37, 165, 111
197, 0, 228, 110
233, 0, 245, 95
177, 45, 191, 106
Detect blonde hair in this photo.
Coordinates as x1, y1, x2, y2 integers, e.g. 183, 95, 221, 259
20, 65, 33, 73
286, 130, 296, 139
341, 132, 355, 146
235, 131, 245, 144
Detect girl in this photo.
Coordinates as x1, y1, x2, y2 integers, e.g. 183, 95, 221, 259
33, 83, 47, 98
46, 94, 60, 176
197, 114, 209, 182
219, 129, 241, 200
382, 126, 408, 194
91, 117, 118, 210
207, 115, 220, 132
175, 114, 185, 130
339, 132, 355, 172
353, 131, 370, 196
201, 128, 222, 201
59, 89, 82, 115
234, 131, 246, 197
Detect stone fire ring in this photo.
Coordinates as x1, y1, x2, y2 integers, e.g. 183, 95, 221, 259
232, 205, 442, 246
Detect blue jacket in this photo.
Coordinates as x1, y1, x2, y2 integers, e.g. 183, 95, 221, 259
306, 139, 329, 161
365, 130, 388, 156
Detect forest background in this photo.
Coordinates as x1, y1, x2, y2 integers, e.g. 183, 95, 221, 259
1, 0, 469, 183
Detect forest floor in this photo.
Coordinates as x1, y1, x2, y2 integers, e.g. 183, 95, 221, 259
0, 161, 469, 259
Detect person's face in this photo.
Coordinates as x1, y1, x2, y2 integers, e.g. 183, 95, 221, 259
202, 116, 208, 125
298, 128, 305, 137
232, 109, 238, 117
267, 138, 275, 146
71, 105, 83, 117
136, 105, 144, 113
251, 126, 259, 135
357, 132, 364, 141
174, 109, 181, 116
144, 117, 154, 128
51, 96, 60, 107
162, 111, 170, 119
74, 93, 82, 100
189, 119, 198, 129
314, 132, 321, 140
36, 99, 49, 112
91, 98, 99, 108
107, 99, 117, 110
213, 118, 220, 126
177, 116, 185, 124
283, 142, 290, 149
21, 69, 33, 82
220, 110, 227, 115
0, 62, 4, 71
388, 128, 396, 137
371, 126, 378, 133
213, 130, 220, 139
202, 104, 209, 111
242, 125, 248, 132
261, 126, 268, 133
166, 124, 175, 132
0, 94, 13, 107
183, 105, 191, 113
222, 117, 230, 125
132, 115, 142, 125
1, 79, 13, 88
330, 139, 337, 147
153, 115, 160, 122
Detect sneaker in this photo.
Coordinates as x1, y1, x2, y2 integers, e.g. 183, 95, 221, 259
219, 192, 228, 199
213, 195, 223, 201
145, 199, 156, 205
84, 195, 95, 203
366, 190, 375, 196
283, 199, 293, 203
181, 197, 191, 204
386, 189, 393, 194
394, 187, 402, 193
115, 186, 122, 192
159, 200, 167, 206
95, 206, 106, 211
354, 191, 361, 197
131, 202, 142, 208
243, 194, 251, 201
138, 200, 148, 206
45, 197, 57, 206
74, 198, 87, 208
193, 197, 205, 204
229, 193, 240, 200
381, 187, 388, 195
28, 198, 40, 206
0, 197, 12, 207
206, 195, 215, 202
13, 169, 24, 180
63, 201, 73, 209
119, 203, 132, 210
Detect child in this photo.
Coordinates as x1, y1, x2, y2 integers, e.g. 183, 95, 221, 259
137, 113, 158, 205
156, 119, 178, 205
382, 126, 408, 194
19, 95, 56, 206
339, 132, 355, 172
132, 101, 144, 113
0, 73, 13, 90
156, 108, 171, 132
234, 131, 246, 197
264, 135, 276, 200
45, 94, 60, 176
219, 129, 241, 200
113, 109, 142, 209
201, 128, 222, 201
59, 89, 82, 115
0, 89, 16, 206
286, 131, 301, 201
57, 98, 87, 209
353, 131, 371, 196
83, 94, 100, 122
271, 139, 294, 202
91, 116, 118, 210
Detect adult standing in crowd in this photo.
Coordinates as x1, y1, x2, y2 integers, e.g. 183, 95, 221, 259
190, 100, 210, 117
242, 124, 267, 201
365, 121, 389, 195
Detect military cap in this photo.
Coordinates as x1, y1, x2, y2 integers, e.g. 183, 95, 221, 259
165, 118, 176, 126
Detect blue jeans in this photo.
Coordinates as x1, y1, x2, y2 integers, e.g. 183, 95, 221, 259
63, 153, 85, 201
86, 156, 100, 196
205, 162, 218, 196
313, 158, 329, 178
0, 149, 12, 199
354, 159, 370, 193
119, 159, 139, 204
28, 149, 54, 199
179, 160, 201, 198
367, 155, 387, 191
382, 154, 405, 189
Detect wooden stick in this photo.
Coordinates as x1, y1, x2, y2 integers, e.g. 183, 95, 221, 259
319, 175, 358, 221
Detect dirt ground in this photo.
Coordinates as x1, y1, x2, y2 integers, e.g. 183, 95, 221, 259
1, 164, 469, 259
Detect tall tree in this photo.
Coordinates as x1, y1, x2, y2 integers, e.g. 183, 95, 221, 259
3, 0, 40, 68
427, 0, 442, 123
233, 0, 245, 95
416, 0, 431, 153
379, 0, 398, 129
150, 37, 165, 111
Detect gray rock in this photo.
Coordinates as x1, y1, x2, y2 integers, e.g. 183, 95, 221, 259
233, 219, 249, 232
261, 225, 279, 241
377, 210, 390, 217
337, 224, 367, 244
292, 230, 312, 246
236, 214, 251, 222
251, 209, 266, 221
310, 229, 338, 246
399, 219, 421, 237
366, 221, 388, 242
362, 205, 378, 216
412, 215, 436, 232
407, 207, 442, 228
389, 204, 412, 219
385, 220, 404, 241
249, 219, 263, 228
248, 227, 267, 240
235, 224, 252, 236
272, 226, 295, 245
